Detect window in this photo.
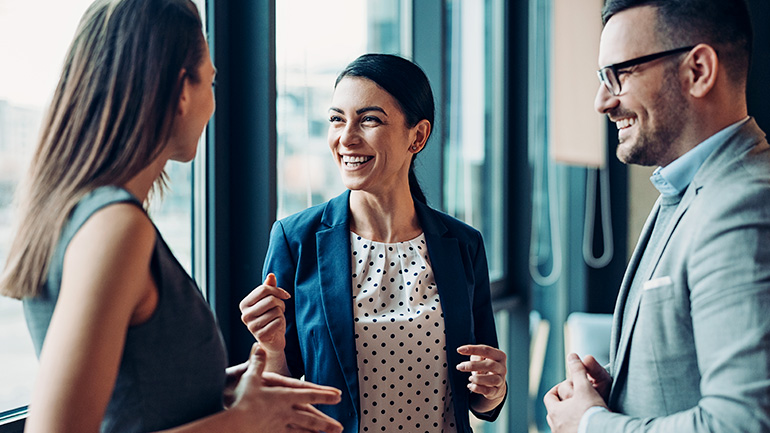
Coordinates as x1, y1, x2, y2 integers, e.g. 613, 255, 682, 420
444, 0, 506, 280
0, 1, 95, 416
0, 0, 203, 419
275, 0, 410, 219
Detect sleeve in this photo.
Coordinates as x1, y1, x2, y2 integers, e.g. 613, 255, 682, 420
588, 185, 770, 433
469, 229, 508, 421
262, 220, 304, 379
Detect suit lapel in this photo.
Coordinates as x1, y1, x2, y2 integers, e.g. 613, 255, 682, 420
610, 197, 659, 372
316, 192, 359, 415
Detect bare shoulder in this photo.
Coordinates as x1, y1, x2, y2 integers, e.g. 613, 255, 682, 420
63, 202, 156, 303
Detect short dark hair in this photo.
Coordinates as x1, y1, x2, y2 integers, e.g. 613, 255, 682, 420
602, 0, 752, 84
335, 54, 435, 204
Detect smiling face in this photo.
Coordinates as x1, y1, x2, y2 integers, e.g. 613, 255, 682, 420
594, 6, 689, 167
328, 77, 421, 195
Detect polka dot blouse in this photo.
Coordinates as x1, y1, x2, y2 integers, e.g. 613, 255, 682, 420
350, 232, 457, 433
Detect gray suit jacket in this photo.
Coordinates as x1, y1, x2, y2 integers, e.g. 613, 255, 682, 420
589, 118, 770, 432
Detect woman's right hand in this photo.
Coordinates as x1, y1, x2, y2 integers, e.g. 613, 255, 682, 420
239, 273, 290, 355
229, 344, 343, 433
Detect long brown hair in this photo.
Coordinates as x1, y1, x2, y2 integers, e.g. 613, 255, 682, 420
0, 0, 205, 299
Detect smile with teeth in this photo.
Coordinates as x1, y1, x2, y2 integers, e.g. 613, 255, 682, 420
342, 155, 374, 167
615, 117, 637, 130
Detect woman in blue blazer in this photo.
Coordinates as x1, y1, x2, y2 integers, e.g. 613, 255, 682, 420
240, 54, 507, 433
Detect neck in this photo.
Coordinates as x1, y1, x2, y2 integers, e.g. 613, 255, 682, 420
123, 156, 169, 202
349, 188, 422, 243
666, 93, 748, 166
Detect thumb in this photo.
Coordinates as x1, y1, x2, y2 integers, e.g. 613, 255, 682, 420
248, 342, 267, 379
264, 273, 277, 287
566, 353, 591, 390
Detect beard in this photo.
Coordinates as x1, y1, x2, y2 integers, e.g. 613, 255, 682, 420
615, 68, 689, 167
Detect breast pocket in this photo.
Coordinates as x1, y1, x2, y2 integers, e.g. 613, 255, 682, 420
640, 276, 675, 305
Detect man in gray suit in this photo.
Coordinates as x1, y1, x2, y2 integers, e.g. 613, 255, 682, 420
544, 0, 770, 432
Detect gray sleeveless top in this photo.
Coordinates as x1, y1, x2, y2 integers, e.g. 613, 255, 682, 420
23, 186, 227, 433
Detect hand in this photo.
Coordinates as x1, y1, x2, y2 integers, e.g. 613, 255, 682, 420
239, 273, 290, 355
552, 355, 611, 402
229, 343, 343, 433
456, 344, 507, 411
582, 355, 611, 402
543, 353, 608, 433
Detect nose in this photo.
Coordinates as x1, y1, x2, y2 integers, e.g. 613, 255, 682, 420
594, 83, 619, 114
337, 122, 360, 148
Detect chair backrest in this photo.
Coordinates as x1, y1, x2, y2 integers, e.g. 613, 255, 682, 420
564, 312, 613, 367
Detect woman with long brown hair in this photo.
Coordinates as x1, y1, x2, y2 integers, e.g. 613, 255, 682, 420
0, 1, 342, 432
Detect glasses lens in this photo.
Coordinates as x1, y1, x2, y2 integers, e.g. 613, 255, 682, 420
598, 67, 620, 96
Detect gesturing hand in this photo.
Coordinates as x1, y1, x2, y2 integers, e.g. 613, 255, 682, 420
239, 273, 290, 355
227, 343, 343, 433
543, 353, 608, 433
456, 344, 507, 412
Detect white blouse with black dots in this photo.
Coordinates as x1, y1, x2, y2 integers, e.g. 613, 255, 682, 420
350, 232, 457, 433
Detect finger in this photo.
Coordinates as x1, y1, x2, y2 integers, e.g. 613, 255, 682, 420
467, 372, 505, 388
557, 379, 574, 400
583, 355, 608, 380
243, 305, 286, 335
264, 273, 291, 299
263, 373, 343, 395
247, 343, 267, 378
457, 344, 507, 362
456, 358, 506, 375
467, 382, 502, 399
566, 353, 592, 391
288, 404, 344, 433
240, 284, 290, 312
278, 387, 344, 406
543, 384, 562, 408
251, 316, 286, 346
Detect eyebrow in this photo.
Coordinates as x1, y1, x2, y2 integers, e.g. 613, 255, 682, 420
328, 106, 388, 116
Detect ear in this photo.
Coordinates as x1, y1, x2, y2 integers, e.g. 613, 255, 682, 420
409, 119, 432, 153
683, 44, 719, 99
177, 69, 191, 116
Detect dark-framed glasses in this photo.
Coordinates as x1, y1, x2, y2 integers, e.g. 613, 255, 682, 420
597, 46, 695, 96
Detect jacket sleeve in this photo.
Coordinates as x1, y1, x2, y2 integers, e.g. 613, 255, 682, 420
469, 229, 508, 421
262, 220, 305, 379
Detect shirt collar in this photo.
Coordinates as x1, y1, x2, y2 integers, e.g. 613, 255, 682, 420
650, 117, 749, 196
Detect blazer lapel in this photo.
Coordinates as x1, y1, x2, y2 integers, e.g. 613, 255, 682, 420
316, 192, 360, 415
610, 174, 697, 404
414, 202, 472, 355
609, 197, 658, 392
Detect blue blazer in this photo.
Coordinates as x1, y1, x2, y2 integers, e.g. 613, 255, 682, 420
262, 190, 505, 432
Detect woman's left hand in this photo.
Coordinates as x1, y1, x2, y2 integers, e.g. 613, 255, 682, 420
456, 344, 507, 406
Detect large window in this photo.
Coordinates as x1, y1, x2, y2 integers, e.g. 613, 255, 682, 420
444, 0, 506, 281
275, 0, 410, 219
0, 0, 200, 419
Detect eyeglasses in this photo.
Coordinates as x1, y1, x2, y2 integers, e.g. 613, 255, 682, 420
597, 46, 695, 96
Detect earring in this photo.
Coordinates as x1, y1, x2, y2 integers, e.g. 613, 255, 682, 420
410, 145, 418, 151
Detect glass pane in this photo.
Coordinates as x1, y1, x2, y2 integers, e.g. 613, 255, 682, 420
276, 0, 407, 219
0, 0, 95, 414
444, 0, 505, 280
150, 0, 206, 278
